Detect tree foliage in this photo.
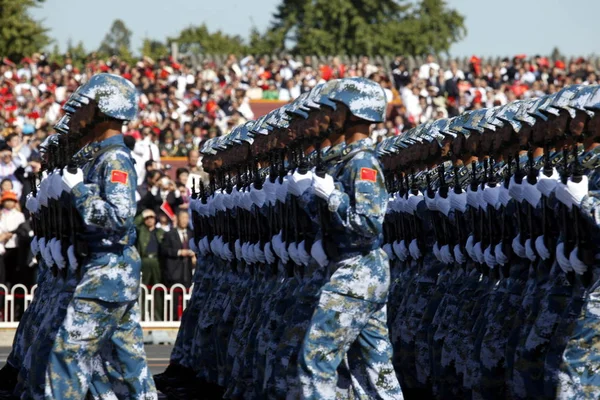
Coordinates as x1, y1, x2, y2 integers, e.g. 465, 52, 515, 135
141, 38, 169, 61
264, 0, 466, 56
98, 19, 132, 57
0, 0, 50, 62
169, 24, 247, 55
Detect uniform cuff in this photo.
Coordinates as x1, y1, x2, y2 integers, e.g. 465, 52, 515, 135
71, 182, 88, 200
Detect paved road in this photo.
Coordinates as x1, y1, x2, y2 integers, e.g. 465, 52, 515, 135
1, 344, 173, 375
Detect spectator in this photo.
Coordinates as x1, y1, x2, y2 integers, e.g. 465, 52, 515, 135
160, 210, 194, 320
135, 209, 165, 320
0, 191, 25, 287
0, 143, 23, 198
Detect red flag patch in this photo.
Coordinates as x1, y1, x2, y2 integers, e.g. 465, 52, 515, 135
111, 170, 128, 184
360, 168, 377, 182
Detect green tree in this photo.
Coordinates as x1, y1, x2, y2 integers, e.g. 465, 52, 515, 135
98, 19, 132, 56
264, 0, 465, 56
169, 24, 247, 55
140, 38, 169, 61
0, 0, 50, 62
66, 39, 88, 68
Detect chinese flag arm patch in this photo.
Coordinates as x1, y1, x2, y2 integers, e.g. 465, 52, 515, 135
110, 170, 128, 184
360, 168, 377, 182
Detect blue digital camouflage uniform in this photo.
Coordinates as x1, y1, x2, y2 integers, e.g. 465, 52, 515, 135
44, 135, 156, 400
298, 138, 404, 400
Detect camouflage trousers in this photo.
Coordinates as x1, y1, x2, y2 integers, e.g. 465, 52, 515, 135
44, 298, 157, 400
298, 291, 404, 400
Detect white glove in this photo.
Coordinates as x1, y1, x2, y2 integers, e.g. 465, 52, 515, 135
407, 192, 424, 214
449, 190, 468, 213
263, 179, 278, 205
495, 243, 508, 266
525, 238, 537, 261
569, 247, 588, 275
209, 237, 218, 256
484, 245, 497, 268
556, 242, 573, 273
235, 239, 243, 261
201, 237, 210, 256
537, 168, 560, 197
37, 180, 49, 207
189, 238, 198, 254
312, 173, 335, 200
425, 194, 439, 211
535, 235, 551, 260
254, 244, 266, 264
264, 242, 276, 264
454, 244, 466, 264
466, 235, 476, 261
289, 170, 314, 197
241, 242, 250, 263
477, 187, 487, 210
474, 242, 484, 264
435, 192, 451, 216
25, 194, 38, 214
67, 244, 79, 271
31, 236, 39, 256
409, 238, 421, 260
250, 184, 267, 208
498, 185, 511, 207
0, 243, 5, 256
288, 242, 301, 265
433, 242, 442, 263
310, 239, 329, 268
522, 180, 541, 208
296, 240, 310, 266
50, 238, 66, 270
61, 168, 84, 194
275, 177, 290, 203
483, 184, 501, 210
512, 234, 527, 259
555, 176, 589, 210
440, 244, 454, 264
466, 187, 479, 209
51, 171, 64, 199
383, 243, 395, 261
509, 176, 524, 203
222, 242, 234, 261
40, 238, 54, 267
393, 240, 408, 262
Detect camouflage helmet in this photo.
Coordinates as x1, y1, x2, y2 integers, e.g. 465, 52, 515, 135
67, 73, 139, 121
328, 77, 387, 123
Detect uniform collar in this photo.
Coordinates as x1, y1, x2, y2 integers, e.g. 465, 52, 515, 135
340, 138, 372, 158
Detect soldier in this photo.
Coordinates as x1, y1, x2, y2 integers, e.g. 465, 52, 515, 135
298, 78, 404, 400
44, 74, 157, 399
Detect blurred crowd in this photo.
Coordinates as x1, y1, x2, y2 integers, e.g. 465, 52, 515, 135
0, 51, 598, 294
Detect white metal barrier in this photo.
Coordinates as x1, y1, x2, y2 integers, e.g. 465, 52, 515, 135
0, 283, 192, 329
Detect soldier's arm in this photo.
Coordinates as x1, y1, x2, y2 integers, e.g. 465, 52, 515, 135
326, 157, 387, 240
71, 149, 137, 235
579, 192, 600, 233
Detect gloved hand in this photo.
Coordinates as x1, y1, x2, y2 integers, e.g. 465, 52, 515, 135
383, 243, 395, 261
222, 242, 234, 261
250, 183, 267, 207
393, 240, 408, 262
25, 194, 39, 214
449, 190, 467, 213
453, 244, 466, 264
61, 168, 84, 194
38, 179, 49, 207
235, 239, 243, 261
288, 242, 301, 265
297, 240, 312, 266
409, 239, 421, 260
263, 178, 277, 206
509, 176, 524, 203
41, 238, 54, 267
466, 187, 479, 209
466, 235, 476, 261
512, 234, 527, 259
201, 237, 210, 256
556, 242, 573, 273
433, 242, 442, 263
50, 238, 66, 269
522, 180, 541, 208
241, 242, 251, 264
30, 236, 39, 256
310, 240, 329, 268
498, 185, 511, 207
435, 192, 451, 216
569, 247, 588, 275
473, 241, 484, 264
484, 245, 497, 268
483, 184, 501, 210
535, 235, 551, 260
495, 243, 508, 266
440, 244, 453, 264
67, 244, 78, 271
555, 176, 589, 210
425, 193, 439, 211
312, 173, 336, 200
289, 170, 314, 197
51, 171, 64, 199
275, 176, 290, 204
264, 242, 276, 265
525, 238, 537, 261
189, 237, 198, 254
407, 192, 424, 214
254, 244, 266, 264
537, 168, 560, 197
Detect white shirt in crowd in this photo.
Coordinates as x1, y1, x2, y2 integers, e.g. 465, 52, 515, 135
419, 62, 440, 80
0, 208, 25, 249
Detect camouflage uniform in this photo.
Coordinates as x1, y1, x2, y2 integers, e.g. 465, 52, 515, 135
44, 135, 156, 399
298, 138, 403, 400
